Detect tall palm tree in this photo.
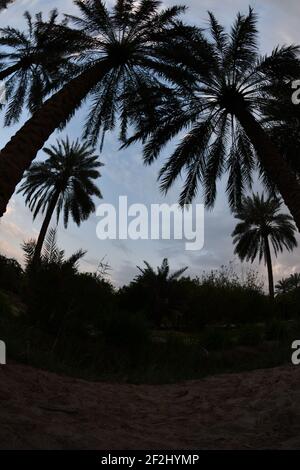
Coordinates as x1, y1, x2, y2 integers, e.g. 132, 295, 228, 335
0, 0, 191, 217
0, 10, 87, 124
125, 8, 300, 230
232, 193, 298, 298
18, 137, 103, 265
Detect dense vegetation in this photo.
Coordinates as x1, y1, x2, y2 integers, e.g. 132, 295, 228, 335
1, 242, 299, 383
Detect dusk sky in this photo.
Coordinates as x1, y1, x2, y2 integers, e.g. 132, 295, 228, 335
0, 0, 300, 287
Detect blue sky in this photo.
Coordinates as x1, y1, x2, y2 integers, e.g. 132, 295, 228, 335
0, 0, 300, 287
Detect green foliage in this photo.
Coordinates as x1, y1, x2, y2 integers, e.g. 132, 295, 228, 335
238, 324, 262, 346
120, 258, 187, 327
101, 310, 150, 356
265, 319, 289, 341
0, 249, 298, 383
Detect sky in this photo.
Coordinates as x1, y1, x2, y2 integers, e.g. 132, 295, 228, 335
0, 0, 300, 288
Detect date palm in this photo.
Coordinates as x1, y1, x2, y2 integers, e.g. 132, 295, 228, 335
18, 138, 103, 265
232, 193, 298, 298
135, 258, 187, 326
0, 0, 191, 217
0, 10, 86, 124
125, 8, 300, 230
276, 273, 300, 295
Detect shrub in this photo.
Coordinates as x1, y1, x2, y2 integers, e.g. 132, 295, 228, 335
101, 310, 150, 355
238, 324, 263, 347
265, 319, 289, 341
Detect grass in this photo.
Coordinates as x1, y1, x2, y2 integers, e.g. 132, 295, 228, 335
1, 317, 296, 384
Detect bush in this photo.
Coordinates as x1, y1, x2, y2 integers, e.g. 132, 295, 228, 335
25, 265, 115, 337
0, 291, 12, 321
265, 319, 289, 341
201, 327, 233, 351
102, 310, 150, 355
238, 324, 263, 347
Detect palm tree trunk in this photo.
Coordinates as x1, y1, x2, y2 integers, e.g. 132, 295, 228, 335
264, 235, 274, 299
32, 190, 60, 267
0, 63, 21, 80
0, 59, 112, 217
235, 107, 300, 231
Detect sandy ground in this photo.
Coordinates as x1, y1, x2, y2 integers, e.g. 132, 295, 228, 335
1, 363, 300, 449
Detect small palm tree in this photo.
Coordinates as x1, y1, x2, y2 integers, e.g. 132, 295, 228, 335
232, 193, 298, 298
276, 273, 300, 295
0, 10, 85, 124
18, 137, 103, 265
135, 258, 187, 326
126, 8, 300, 229
22, 227, 86, 271
275, 277, 293, 295
0, 0, 190, 216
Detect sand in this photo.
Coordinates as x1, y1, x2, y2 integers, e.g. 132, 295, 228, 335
1, 362, 300, 449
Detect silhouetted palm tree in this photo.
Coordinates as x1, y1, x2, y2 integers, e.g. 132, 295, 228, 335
126, 8, 300, 230
0, 1, 14, 12
135, 258, 187, 326
275, 277, 292, 295
22, 227, 86, 271
0, 10, 87, 124
18, 138, 103, 265
276, 273, 300, 295
232, 193, 298, 298
0, 0, 191, 216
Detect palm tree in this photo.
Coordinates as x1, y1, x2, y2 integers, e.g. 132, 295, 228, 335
22, 227, 86, 271
18, 137, 103, 265
0, 10, 86, 124
275, 277, 292, 295
0, 0, 191, 217
232, 193, 298, 298
125, 8, 300, 230
0, 1, 14, 11
276, 273, 300, 295
135, 258, 187, 326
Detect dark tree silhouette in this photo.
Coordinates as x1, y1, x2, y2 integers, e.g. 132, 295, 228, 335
134, 258, 187, 327
0, 10, 87, 123
276, 273, 300, 295
0, 0, 191, 217
22, 227, 86, 270
0, 1, 15, 11
232, 193, 298, 298
18, 138, 102, 265
125, 8, 300, 230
